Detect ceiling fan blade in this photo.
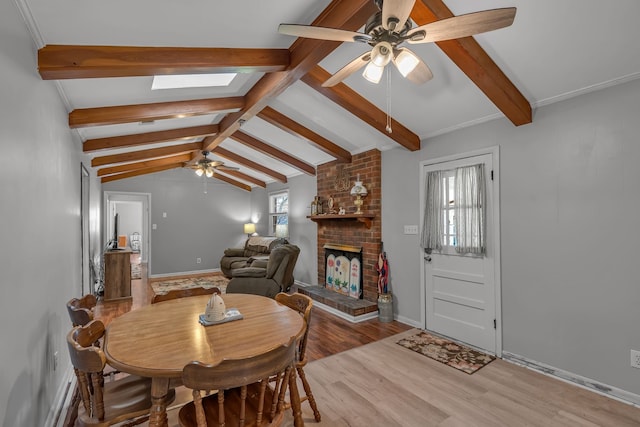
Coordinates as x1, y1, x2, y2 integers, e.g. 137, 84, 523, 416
322, 51, 372, 87
217, 165, 240, 171
278, 24, 371, 43
406, 7, 516, 44
392, 48, 433, 84
382, 0, 416, 32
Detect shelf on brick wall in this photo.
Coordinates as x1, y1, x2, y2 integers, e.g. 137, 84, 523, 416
306, 213, 375, 229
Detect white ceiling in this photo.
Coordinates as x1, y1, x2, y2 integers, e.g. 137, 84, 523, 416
19, 0, 640, 186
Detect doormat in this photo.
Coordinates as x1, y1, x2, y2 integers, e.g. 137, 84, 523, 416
396, 330, 495, 374
151, 275, 229, 296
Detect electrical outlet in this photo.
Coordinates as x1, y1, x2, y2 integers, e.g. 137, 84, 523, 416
403, 225, 418, 235
196, 257, 202, 264
631, 350, 640, 369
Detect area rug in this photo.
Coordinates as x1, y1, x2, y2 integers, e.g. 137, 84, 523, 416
396, 330, 495, 374
151, 275, 229, 295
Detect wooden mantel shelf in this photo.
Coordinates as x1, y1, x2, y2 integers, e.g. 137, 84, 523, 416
306, 213, 375, 229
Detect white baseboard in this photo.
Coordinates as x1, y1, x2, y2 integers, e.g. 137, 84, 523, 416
149, 268, 221, 279
44, 365, 75, 427
395, 315, 422, 328
502, 351, 640, 407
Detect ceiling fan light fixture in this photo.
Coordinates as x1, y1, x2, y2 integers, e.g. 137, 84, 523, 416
371, 42, 393, 67
195, 168, 204, 177
395, 49, 420, 77
363, 62, 384, 84
205, 168, 214, 178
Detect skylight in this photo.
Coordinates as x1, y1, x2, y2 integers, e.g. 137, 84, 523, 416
151, 73, 236, 90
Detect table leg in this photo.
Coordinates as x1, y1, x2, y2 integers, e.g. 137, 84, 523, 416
288, 365, 304, 427
148, 377, 170, 427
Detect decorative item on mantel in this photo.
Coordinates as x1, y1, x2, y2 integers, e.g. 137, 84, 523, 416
350, 175, 368, 214
377, 242, 392, 323
334, 166, 350, 192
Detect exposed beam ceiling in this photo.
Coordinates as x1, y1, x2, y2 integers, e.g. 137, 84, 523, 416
213, 146, 287, 183
38, 45, 290, 79
202, 0, 377, 152
412, 0, 531, 125
301, 66, 420, 151
37, 0, 532, 186
83, 124, 219, 152
91, 142, 202, 167
230, 131, 316, 176
257, 107, 351, 163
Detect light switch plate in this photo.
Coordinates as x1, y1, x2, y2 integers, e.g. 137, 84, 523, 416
404, 225, 418, 234
152, 224, 157, 230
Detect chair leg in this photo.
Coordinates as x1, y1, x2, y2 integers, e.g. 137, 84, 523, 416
297, 366, 321, 422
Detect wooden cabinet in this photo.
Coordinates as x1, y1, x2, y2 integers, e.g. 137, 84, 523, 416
104, 249, 132, 301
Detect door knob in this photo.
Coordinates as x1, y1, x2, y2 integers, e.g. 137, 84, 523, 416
424, 256, 432, 262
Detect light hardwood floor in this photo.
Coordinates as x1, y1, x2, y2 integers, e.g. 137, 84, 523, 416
92, 265, 639, 426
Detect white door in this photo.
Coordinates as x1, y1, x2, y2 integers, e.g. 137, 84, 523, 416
421, 150, 500, 354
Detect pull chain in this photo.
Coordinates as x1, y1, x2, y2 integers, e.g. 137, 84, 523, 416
386, 68, 392, 134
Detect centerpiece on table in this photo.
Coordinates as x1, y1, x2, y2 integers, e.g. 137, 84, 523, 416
199, 294, 243, 326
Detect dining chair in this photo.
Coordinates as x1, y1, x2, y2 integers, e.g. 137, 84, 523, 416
151, 286, 221, 304
178, 336, 297, 427
66, 319, 168, 427
275, 292, 322, 421
66, 294, 98, 327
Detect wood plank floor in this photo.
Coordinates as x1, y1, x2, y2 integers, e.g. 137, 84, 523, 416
92, 265, 640, 426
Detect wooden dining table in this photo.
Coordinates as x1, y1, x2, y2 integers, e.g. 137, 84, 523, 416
103, 293, 305, 427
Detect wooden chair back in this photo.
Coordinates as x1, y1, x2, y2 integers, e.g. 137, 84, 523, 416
275, 293, 312, 362
179, 336, 297, 427
66, 320, 153, 426
275, 292, 322, 421
151, 286, 221, 304
67, 294, 97, 326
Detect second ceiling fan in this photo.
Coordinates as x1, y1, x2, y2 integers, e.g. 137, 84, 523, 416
278, 0, 516, 87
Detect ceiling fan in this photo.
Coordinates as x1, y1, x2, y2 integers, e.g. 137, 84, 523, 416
187, 151, 239, 178
278, 0, 516, 87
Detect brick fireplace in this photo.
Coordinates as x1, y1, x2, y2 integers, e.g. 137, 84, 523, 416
298, 149, 381, 318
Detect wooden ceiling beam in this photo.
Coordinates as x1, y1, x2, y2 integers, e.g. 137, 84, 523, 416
202, 0, 377, 152
91, 142, 201, 167
101, 163, 181, 183
212, 146, 287, 183
38, 45, 290, 79
216, 169, 267, 188
301, 66, 421, 151
257, 107, 351, 163
69, 97, 243, 128
230, 131, 316, 176
412, 0, 531, 126
211, 172, 251, 192
97, 153, 192, 176
83, 124, 218, 152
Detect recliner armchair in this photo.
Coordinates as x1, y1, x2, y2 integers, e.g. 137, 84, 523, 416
226, 244, 300, 298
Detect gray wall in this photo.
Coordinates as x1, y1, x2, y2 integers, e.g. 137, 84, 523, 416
0, 1, 102, 424
267, 174, 318, 286
383, 78, 640, 397
103, 169, 256, 275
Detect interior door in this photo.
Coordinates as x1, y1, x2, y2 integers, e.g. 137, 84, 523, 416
421, 151, 500, 354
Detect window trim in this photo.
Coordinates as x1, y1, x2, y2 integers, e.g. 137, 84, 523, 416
268, 189, 289, 237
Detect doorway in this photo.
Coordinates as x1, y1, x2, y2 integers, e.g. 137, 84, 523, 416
104, 192, 151, 268
419, 147, 501, 355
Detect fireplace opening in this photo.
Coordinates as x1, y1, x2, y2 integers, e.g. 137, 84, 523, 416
324, 244, 363, 299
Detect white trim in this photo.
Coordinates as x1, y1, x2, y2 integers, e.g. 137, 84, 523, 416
312, 299, 379, 323
44, 366, 75, 427
419, 146, 502, 356
502, 351, 640, 408
149, 268, 220, 279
